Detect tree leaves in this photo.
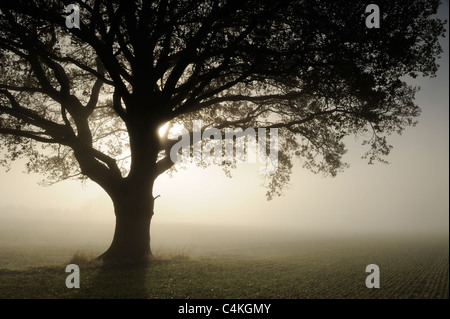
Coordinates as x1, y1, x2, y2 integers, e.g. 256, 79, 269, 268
0, 0, 446, 199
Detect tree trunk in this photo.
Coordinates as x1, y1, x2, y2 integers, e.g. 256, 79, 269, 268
97, 178, 155, 264
95, 112, 162, 264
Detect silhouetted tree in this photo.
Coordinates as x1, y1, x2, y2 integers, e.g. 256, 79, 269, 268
0, 0, 445, 263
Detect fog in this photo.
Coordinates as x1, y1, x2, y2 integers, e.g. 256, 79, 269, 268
0, 4, 448, 261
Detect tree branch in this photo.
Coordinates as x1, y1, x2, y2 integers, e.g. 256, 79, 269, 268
85, 57, 106, 115
0, 127, 60, 144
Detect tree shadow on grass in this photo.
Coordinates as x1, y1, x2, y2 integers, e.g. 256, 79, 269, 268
75, 261, 150, 299
66, 250, 189, 299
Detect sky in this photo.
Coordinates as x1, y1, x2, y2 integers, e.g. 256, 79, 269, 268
0, 3, 448, 242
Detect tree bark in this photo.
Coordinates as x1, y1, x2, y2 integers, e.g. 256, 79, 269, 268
97, 178, 155, 263
97, 121, 160, 264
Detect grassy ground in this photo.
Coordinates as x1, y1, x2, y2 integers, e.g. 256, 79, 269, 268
0, 234, 448, 299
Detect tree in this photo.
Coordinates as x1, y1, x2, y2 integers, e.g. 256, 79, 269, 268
0, 0, 445, 263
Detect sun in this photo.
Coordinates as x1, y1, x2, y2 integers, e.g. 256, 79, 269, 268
158, 122, 185, 139
158, 122, 170, 138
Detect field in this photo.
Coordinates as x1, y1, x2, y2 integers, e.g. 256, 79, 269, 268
0, 219, 448, 299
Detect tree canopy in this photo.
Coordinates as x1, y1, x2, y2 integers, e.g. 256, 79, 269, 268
0, 0, 445, 200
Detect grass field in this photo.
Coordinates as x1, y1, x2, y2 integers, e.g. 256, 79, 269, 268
0, 220, 448, 299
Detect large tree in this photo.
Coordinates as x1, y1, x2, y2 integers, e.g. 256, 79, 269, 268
0, 0, 445, 263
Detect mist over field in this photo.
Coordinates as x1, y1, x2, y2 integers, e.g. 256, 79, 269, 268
0, 210, 448, 299
0, 205, 448, 268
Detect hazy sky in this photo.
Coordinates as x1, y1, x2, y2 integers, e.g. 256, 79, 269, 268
0, 3, 448, 238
